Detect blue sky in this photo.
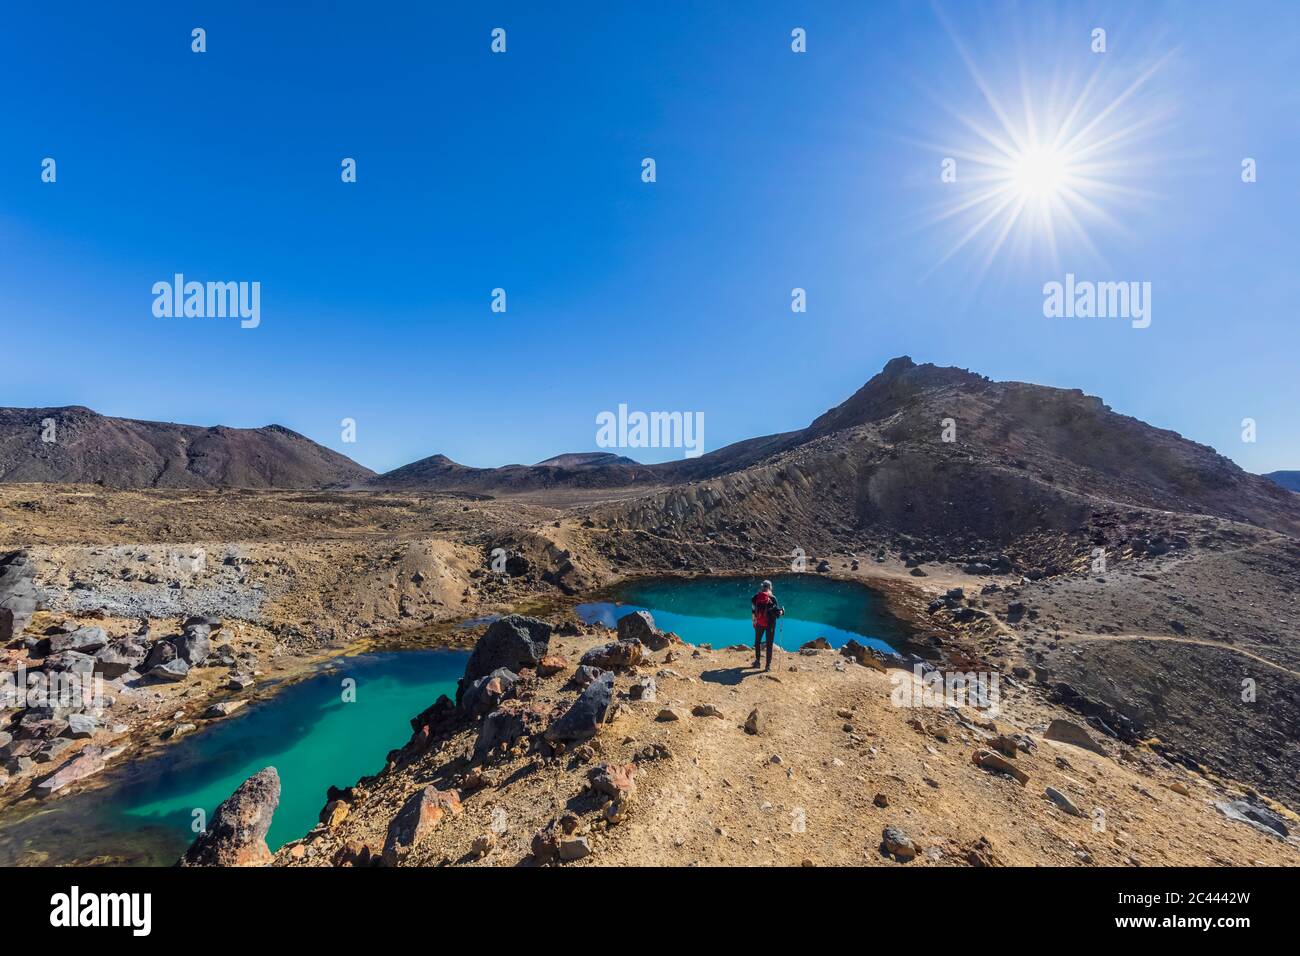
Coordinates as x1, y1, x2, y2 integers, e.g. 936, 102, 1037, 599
2, 1, 1298, 474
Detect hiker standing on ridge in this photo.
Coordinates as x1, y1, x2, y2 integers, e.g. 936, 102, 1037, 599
751, 579, 783, 671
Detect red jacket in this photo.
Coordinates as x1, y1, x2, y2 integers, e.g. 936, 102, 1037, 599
752, 591, 776, 628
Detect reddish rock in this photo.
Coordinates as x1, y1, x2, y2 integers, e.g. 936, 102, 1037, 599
531, 819, 563, 863
579, 639, 643, 670
475, 699, 549, 757
382, 786, 462, 865
35, 747, 107, 797
537, 654, 568, 677
962, 835, 999, 867
588, 762, 637, 802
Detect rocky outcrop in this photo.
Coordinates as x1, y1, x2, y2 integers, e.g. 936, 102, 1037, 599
48, 625, 107, 654
93, 634, 150, 678
839, 640, 887, 672
0, 550, 38, 643
180, 767, 280, 866
1215, 799, 1289, 839
616, 610, 671, 651
382, 786, 462, 865
474, 699, 548, 758
545, 673, 614, 742
458, 615, 552, 704
174, 623, 211, 665
1042, 718, 1108, 756
137, 623, 212, 683
579, 639, 643, 670
461, 668, 518, 717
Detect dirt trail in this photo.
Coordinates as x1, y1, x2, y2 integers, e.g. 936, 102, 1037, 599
1055, 631, 1300, 680
278, 630, 1300, 868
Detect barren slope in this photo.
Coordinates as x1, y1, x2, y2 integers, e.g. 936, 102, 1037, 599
0, 407, 373, 489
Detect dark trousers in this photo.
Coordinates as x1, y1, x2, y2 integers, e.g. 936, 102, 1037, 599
754, 623, 775, 668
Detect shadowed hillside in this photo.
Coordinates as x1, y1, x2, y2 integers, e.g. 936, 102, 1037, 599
367, 358, 1300, 542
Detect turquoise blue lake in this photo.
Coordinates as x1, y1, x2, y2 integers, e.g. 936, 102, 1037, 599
0, 649, 465, 866
576, 574, 903, 654
0, 575, 903, 866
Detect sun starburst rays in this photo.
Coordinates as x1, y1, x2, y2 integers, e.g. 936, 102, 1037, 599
915, 26, 1176, 279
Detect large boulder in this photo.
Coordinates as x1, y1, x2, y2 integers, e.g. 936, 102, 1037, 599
579, 640, 643, 670
147, 658, 191, 683
1042, 718, 1108, 756
382, 786, 463, 865
174, 624, 211, 665
49, 626, 107, 655
42, 650, 96, 675
617, 610, 671, 651
461, 668, 518, 717
458, 615, 552, 704
94, 635, 150, 678
473, 699, 548, 758
142, 640, 177, 672
180, 768, 280, 866
0, 551, 39, 643
545, 672, 614, 743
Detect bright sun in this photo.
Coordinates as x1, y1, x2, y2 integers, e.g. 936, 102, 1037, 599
1011, 145, 1070, 201
919, 23, 1175, 275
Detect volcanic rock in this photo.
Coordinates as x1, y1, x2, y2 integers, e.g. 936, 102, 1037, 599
0, 551, 38, 643
382, 786, 463, 865
545, 672, 614, 742
180, 767, 281, 866
579, 639, 643, 670
458, 615, 552, 703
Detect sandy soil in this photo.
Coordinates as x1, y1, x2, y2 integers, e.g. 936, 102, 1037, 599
3, 482, 1298, 867
278, 628, 1299, 868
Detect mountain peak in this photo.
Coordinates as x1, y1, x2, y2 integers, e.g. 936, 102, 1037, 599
804, 357, 980, 438
880, 355, 917, 376
0, 405, 372, 489
535, 452, 641, 469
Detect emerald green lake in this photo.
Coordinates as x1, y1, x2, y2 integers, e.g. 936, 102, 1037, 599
0, 648, 465, 867
576, 574, 904, 654
0, 575, 902, 867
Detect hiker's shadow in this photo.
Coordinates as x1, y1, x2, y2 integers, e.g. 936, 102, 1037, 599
700, 667, 753, 686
